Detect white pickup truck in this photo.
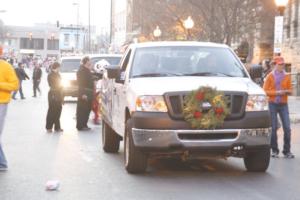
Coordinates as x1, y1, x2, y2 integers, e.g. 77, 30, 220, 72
101, 42, 271, 174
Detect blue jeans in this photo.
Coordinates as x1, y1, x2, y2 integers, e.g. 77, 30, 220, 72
13, 80, 24, 99
269, 103, 291, 154
0, 104, 8, 168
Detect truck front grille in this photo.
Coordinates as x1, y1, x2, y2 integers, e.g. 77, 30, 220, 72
164, 91, 247, 120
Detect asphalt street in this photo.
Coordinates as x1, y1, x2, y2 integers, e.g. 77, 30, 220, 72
0, 73, 300, 200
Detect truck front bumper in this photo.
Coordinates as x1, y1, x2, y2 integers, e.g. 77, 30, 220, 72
131, 111, 271, 156
132, 128, 271, 151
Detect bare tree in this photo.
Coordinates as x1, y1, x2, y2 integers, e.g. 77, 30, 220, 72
187, 0, 263, 45
130, 0, 205, 40
128, 0, 272, 51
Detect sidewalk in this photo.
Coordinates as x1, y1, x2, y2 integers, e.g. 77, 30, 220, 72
289, 96, 300, 124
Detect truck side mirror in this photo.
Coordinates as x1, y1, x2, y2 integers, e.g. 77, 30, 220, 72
249, 65, 263, 80
105, 65, 120, 79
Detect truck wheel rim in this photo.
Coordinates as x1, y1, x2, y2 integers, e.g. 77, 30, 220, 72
125, 133, 129, 166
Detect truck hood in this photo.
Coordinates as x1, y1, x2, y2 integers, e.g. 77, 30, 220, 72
129, 77, 265, 96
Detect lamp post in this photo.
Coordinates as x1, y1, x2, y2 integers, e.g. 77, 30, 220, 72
274, 0, 289, 55
184, 16, 194, 41
5, 32, 10, 46
153, 26, 162, 41
88, 0, 91, 53
73, 2, 80, 52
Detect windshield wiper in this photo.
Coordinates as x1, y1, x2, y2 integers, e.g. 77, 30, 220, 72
184, 72, 235, 77
133, 72, 182, 78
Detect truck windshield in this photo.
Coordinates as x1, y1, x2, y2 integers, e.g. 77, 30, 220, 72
131, 46, 247, 78
60, 59, 81, 73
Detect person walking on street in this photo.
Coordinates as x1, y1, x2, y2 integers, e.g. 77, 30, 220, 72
0, 47, 19, 171
32, 63, 42, 97
76, 56, 94, 131
12, 63, 30, 100
263, 56, 295, 159
46, 62, 64, 133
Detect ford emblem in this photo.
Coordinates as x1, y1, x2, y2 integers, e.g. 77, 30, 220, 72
202, 102, 212, 110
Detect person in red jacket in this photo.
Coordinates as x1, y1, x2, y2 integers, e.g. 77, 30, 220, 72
263, 56, 294, 159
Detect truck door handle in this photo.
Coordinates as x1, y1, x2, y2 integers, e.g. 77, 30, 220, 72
113, 88, 117, 94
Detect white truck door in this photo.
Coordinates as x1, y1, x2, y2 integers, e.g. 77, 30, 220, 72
112, 50, 132, 136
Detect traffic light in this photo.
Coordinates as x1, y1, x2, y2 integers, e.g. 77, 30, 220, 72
57, 21, 60, 28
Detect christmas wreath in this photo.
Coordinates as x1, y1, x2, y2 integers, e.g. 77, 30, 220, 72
183, 86, 230, 129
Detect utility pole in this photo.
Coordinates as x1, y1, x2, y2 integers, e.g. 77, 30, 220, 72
0, 10, 7, 44
110, 0, 113, 45
88, 0, 91, 53
72, 2, 80, 52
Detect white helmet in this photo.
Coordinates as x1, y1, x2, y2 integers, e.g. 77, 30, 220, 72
94, 59, 110, 73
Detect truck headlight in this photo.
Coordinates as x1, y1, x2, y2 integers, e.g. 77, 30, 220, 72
246, 95, 268, 112
61, 79, 71, 88
136, 96, 168, 112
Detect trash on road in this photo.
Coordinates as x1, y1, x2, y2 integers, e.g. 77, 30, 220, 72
45, 180, 60, 191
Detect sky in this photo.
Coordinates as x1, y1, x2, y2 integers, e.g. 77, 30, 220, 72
0, 0, 111, 33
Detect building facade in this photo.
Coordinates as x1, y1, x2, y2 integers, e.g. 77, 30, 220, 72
59, 25, 86, 54
111, 0, 153, 51
281, 0, 300, 72
111, 0, 128, 50
3, 23, 59, 59
251, 0, 277, 64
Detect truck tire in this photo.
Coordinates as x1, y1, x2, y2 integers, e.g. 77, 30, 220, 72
124, 119, 148, 174
244, 148, 270, 172
102, 120, 120, 153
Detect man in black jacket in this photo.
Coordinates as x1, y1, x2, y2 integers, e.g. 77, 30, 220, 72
76, 56, 94, 131
12, 63, 30, 100
32, 63, 42, 97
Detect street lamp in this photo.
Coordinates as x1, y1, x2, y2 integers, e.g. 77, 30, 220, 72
153, 26, 162, 40
275, 0, 289, 15
184, 16, 194, 40
273, 0, 289, 55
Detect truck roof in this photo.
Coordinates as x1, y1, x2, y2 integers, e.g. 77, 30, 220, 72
88, 54, 123, 58
130, 41, 229, 49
